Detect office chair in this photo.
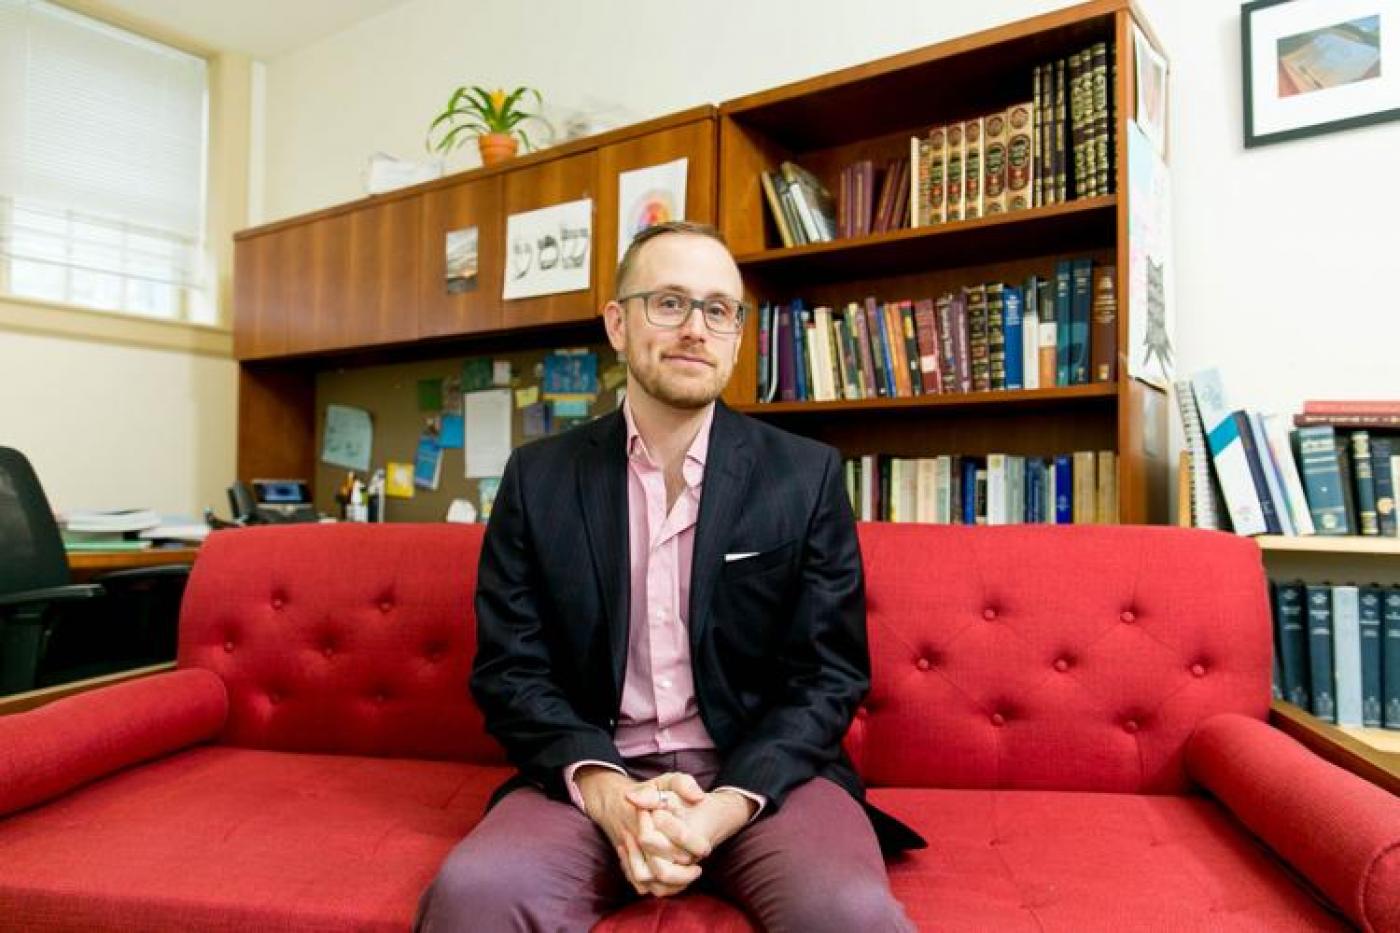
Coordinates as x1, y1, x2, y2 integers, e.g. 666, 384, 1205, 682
0, 447, 191, 695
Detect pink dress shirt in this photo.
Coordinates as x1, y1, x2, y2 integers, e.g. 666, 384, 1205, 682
565, 401, 762, 815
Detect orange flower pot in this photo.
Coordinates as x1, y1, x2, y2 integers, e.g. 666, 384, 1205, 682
478, 133, 519, 166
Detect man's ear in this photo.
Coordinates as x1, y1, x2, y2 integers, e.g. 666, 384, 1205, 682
603, 300, 627, 352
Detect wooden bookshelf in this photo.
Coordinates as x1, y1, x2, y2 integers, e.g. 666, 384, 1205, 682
1270, 699, 1400, 795
717, 0, 1169, 524
1256, 535, 1400, 557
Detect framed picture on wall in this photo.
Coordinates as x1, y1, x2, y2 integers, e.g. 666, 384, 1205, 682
1242, 0, 1400, 147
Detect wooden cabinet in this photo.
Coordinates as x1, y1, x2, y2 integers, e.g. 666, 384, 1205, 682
594, 118, 717, 303
418, 175, 504, 338
499, 150, 598, 330
233, 223, 301, 359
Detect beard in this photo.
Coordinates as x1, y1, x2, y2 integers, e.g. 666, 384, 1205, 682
627, 346, 730, 410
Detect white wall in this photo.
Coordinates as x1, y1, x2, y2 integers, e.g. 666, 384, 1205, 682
258, 0, 1400, 464
0, 329, 237, 517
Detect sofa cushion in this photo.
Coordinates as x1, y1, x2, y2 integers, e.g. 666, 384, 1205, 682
848, 524, 1272, 793
178, 524, 505, 765
0, 746, 511, 932
872, 786, 1347, 931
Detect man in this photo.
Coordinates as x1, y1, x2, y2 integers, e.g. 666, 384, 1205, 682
417, 221, 921, 932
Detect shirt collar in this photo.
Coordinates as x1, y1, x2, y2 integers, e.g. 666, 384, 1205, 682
622, 399, 714, 485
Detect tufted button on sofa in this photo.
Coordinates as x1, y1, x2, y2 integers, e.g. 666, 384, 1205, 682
1, 523, 1397, 932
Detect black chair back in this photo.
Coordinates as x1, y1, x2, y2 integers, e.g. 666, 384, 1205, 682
0, 447, 71, 597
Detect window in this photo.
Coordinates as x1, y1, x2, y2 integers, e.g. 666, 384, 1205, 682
0, 0, 211, 323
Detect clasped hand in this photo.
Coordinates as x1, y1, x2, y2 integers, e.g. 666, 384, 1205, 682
575, 768, 754, 898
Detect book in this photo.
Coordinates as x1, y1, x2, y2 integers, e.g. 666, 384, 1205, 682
868, 297, 894, 397
934, 293, 959, 393
1337, 440, 1361, 535
1262, 413, 1315, 535
760, 171, 798, 248
791, 300, 809, 401
913, 298, 942, 394
1054, 57, 1069, 202
776, 305, 795, 401
1349, 431, 1381, 535
851, 302, 878, 400
1175, 382, 1224, 530
1054, 260, 1072, 387
966, 284, 990, 392
927, 125, 947, 225
898, 301, 922, 395
1090, 265, 1117, 383
1360, 587, 1384, 727
1372, 435, 1397, 536
883, 301, 911, 397
1237, 412, 1283, 535
1294, 425, 1351, 534
1305, 400, 1400, 416
945, 121, 965, 222
1385, 588, 1400, 728
1247, 412, 1294, 536
1073, 450, 1096, 523
1033, 64, 1047, 207
963, 117, 984, 220
1020, 277, 1040, 391
1096, 449, 1118, 522
986, 283, 1006, 391
951, 290, 972, 393
757, 303, 772, 402
1190, 369, 1267, 536
1306, 584, 1336, 723
780, 161, 837, 242
1070, 50, 1087, 198
982, 110, 1009, 215
1273, 580, 1310, 709
1006, 101, 1035, 212
1332, 584, 1362, 727
1091, 41, 1111, 195
1069, 258, 1093, 384
1038, 280, 1057, 388
1053, 454, 1073, 523
1004, 286, 1024, 391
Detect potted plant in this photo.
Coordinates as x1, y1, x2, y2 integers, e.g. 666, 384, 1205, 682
427, 86, 548, 166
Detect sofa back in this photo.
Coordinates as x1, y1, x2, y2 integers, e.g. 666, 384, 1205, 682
179, 523, 506, 764
845, 523, 1272, 794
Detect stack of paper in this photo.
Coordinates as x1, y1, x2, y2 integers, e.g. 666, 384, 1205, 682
64, 509, 162, 533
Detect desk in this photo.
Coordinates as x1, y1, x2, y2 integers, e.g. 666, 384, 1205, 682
67, 546, 200, 581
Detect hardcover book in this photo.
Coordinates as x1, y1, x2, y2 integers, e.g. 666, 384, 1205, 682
1332, 585, 1363, 727
982, 110, 1009, 215
963, 117, 984, 220
1273, 580, 1310, 709
1006, 101, 1035, 212
945, 121, 965, 222
1294, 426, 1351, 534
1360, 587, 1384, 728
1306, 584, 1337, 723
1190, 369, 1267, 536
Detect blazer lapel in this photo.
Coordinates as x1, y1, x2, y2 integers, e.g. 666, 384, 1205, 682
689, 403, 755, 654
577, 411, 630, 695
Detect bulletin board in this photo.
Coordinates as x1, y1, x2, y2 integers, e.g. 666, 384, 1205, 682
314, 339, 624, 523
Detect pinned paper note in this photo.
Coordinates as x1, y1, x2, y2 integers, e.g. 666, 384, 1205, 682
515, 385, 539, 408
543, 349, 599, 400
465, 388, 512, 478
322, 404, 372, 471
478, 477, 502, 522
522, 401, 551, 438
601, 364, 627, 391
386, 462, 415, 498
439, 414, 464, 449
553, 398, 590, 419
463, 358, 493, 392
493, 360, 512, 386
417, 378, 443, 412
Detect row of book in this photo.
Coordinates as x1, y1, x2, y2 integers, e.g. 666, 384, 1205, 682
754, 260, 1117, 404
761, 39, 1117, 248
1179, 374, 1399, 536
1271, 581, 1399, 729
843, 451, 1118, 525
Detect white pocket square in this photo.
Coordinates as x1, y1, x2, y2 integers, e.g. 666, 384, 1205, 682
724, 551, 760, 562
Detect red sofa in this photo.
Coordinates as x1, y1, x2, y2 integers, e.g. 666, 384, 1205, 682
1, 523, 1396, 931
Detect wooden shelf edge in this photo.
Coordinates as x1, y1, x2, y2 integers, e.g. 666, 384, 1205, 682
1255, 535, 1400, 556
0, 662, 177, 717
735, 196, 1117, 268
1269, 699, 1400, 795
734, 382, 1117, 415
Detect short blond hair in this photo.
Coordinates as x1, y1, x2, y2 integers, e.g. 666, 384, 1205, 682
614, 221, 731, 298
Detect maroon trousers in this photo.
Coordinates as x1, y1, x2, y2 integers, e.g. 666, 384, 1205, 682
415, 750, 913, 933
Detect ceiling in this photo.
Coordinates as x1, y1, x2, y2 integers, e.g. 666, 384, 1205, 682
91, 0, 416, 58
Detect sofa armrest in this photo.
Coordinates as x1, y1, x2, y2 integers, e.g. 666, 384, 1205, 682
0, 668, 228, 817
1187, 712, 1400, 933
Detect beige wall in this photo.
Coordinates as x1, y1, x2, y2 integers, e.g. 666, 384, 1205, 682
257, 0, 1400, 456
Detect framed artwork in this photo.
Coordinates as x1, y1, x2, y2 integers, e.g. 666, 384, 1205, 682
1243, 0, 1400, 147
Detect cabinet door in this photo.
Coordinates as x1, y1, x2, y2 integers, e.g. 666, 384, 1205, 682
500, 151, 597, 329
343, 196, 422, 349
594, 117, 717, 304
284, 212, 349, 355
418, 175, 504, 338
233, 228, 298, 359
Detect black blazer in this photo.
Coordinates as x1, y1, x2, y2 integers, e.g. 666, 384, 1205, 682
470, 401, 924, 853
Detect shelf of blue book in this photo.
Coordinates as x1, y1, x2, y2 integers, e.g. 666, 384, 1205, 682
733, 196, 1116, 283
735, 382, 1116, 416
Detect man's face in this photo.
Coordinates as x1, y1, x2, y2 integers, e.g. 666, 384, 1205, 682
604, 234, 744, 411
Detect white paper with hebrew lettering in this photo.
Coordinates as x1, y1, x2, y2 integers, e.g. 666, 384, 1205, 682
503, 198, 592, 300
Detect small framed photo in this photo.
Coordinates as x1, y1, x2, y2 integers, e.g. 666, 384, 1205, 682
1242, 0, 1400, 147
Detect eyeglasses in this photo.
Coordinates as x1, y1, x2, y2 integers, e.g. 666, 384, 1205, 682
618, 289, 748, 336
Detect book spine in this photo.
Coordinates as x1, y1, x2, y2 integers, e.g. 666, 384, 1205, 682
987, 453, 1007, 525
985, 283, 1006, 391
779, 181, 808, 245
839, 313, 862, 400
1338, 442, 1360, 534
1054, 57, 1068, 203
952, 290, 972, 393
967, 284, 990, 392
1385, 588, 1400, 728
792, 302, 809, 401
928, 126, 946, 225
913, 298, 942, 394
863, 297, 889, 398
1333, 584, 1363, 727
1021, 277, 1040, 391
757, 302, 771, 402
1306, 584, 1337, 723
1274, 580, 1311, 710
776, 305, 795, 402
1360, 587, 1384, 727
760, 171, 795, 248
874, 300, 899, 397
1007, 101, 1034, 212
899, 302, 923, 395
983, 110, 1009, 215
1373, 436, 1397, 536
1053, 454, 1073, 524
934, 294, 957, 393
1294, 413, 1400, 428
1038, 282, 1057, 389
883, 302, 911, 397
908, 138, 922, 229
945, 121, 964, 222
1236, 411, 1283, 535
838, 165, 850, 239
1092, 41, 1110, 196
1069, 258, 1092, 385
1090, 264, 1117, 383
1070, 50, 1088, 199
1306, 400, 1400, 416
1004, 286, 1024, 391
1054, 260, 1072, 387
1248, 411, 1294, 536
950, 455, 964, 525
1033, 65, 1045, 207
1295, 425, 1351, 534
1350, 430, 1381, 535
851, 302, 877, 400
963, 117, 983, 220
1073, 450, 1095, 523
1096, 449, 1118, 522
1262, 413, 1315, 535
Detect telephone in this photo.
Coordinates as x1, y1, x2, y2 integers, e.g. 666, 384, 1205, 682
227, 479, 319, 525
